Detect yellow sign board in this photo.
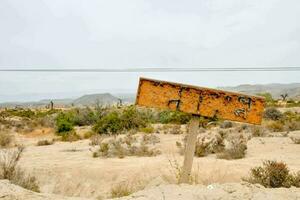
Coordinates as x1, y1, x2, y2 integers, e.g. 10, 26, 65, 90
136, 78, 265, 125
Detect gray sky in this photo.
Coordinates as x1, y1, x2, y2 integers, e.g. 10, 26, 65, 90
0, 0, 300, 102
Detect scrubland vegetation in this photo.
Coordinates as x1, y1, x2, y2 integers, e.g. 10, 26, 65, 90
0, 102, 300, 198
0, 146, 39, 192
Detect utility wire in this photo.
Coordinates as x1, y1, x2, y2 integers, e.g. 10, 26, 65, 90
0, 67, 300, 72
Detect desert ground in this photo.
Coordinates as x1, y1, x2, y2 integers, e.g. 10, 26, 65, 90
1, 106, 300, 199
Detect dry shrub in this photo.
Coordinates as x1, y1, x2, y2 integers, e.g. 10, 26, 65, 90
264, 107, 283, 121
0, 132, 13, 148
90, 134, 105, 146
167, 158, 182, 184
139, 126, 154, 134
266, 121, 284, 132
177, 132, 225, 157
158, 124, 183, 134
217, 138, 247, 160
111, 182, 132, 198
83, 131, 95, 139
244, 160, 300, 188
60, 131, 81, 142
110, 179, 147, 198
37, 139, 54, 146
92, 134, 161, 158
0, 146, 39, 192
251, 126, 268, 137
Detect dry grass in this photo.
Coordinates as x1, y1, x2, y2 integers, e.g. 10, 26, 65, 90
110, 179, 148, 198
166, 158, 230, 185
110, 182, 133, 198
0, 146, 40, 192
0, 131, 13, 148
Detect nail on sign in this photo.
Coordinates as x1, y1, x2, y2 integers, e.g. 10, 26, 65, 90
136, 78, 265, 125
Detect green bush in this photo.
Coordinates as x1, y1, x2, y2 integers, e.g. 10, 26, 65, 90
55, 112, 74, 134
158, 110, 191, 124
93, 112, 123, 134
245, 160, 300, 188
120, 107, 148, 130
72, 107, 98, 126
93, 106, 150, 135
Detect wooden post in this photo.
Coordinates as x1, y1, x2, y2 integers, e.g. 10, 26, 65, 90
179, 116, 199, 184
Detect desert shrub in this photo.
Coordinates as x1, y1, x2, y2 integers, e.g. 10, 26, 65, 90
93, 107, 150, 135
83, 131, 95, 139
244, 160, 300, 188
0, 146, 39, 192
139, 126, 154, 134
0, 132, 13, 148
37, 139, 54, 146
264, 107, 283, 121
217, 138, 247, 160
93, 112, 123, 134
110, 180, 146, 199
256, 93, 275, 106
266, 121, 284, 132
92, 134, 160, 158
158, 110, 191, 124
120, 107, 149, 130
177, 132, 225, 157
4, 109, 36, 119
251, 126, 267, 137
55, 112, 74, 134
89, 134, 104, 146
36, 115, 56, 128
220, 121, 233, 129
61, 131, 81, 142
111, 182, 132, 198
72, 107, 97, 126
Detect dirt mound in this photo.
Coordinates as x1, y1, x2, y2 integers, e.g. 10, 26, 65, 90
0, 180, 90, 200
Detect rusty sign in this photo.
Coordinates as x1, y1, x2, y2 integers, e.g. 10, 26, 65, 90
135, 77, 265, 125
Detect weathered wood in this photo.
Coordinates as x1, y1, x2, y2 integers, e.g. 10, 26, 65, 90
136, 77, 265, 125
179, 116, 199, 184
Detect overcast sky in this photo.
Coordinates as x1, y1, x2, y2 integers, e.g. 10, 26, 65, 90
0, 0, 300, 102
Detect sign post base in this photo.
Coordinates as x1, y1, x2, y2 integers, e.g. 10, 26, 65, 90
179, 116, 199, 184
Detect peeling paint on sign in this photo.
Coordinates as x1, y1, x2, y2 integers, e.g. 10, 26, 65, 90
135, 77, 265, 125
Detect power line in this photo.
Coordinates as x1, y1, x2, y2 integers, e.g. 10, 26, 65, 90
0, 67, 300, 72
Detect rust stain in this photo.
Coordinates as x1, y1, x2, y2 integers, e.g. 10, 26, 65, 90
135, 77, 265, 125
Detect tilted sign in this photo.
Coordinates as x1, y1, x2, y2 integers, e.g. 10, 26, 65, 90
136, 77, 265, 125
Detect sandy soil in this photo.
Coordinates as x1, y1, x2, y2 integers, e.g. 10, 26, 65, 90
10, 129, 300, 199
1, 180, 300, 200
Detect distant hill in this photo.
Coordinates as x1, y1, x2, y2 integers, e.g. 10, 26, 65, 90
219, 83, 300, 100
73, 93, 119, 106
0, 93, 125, 108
